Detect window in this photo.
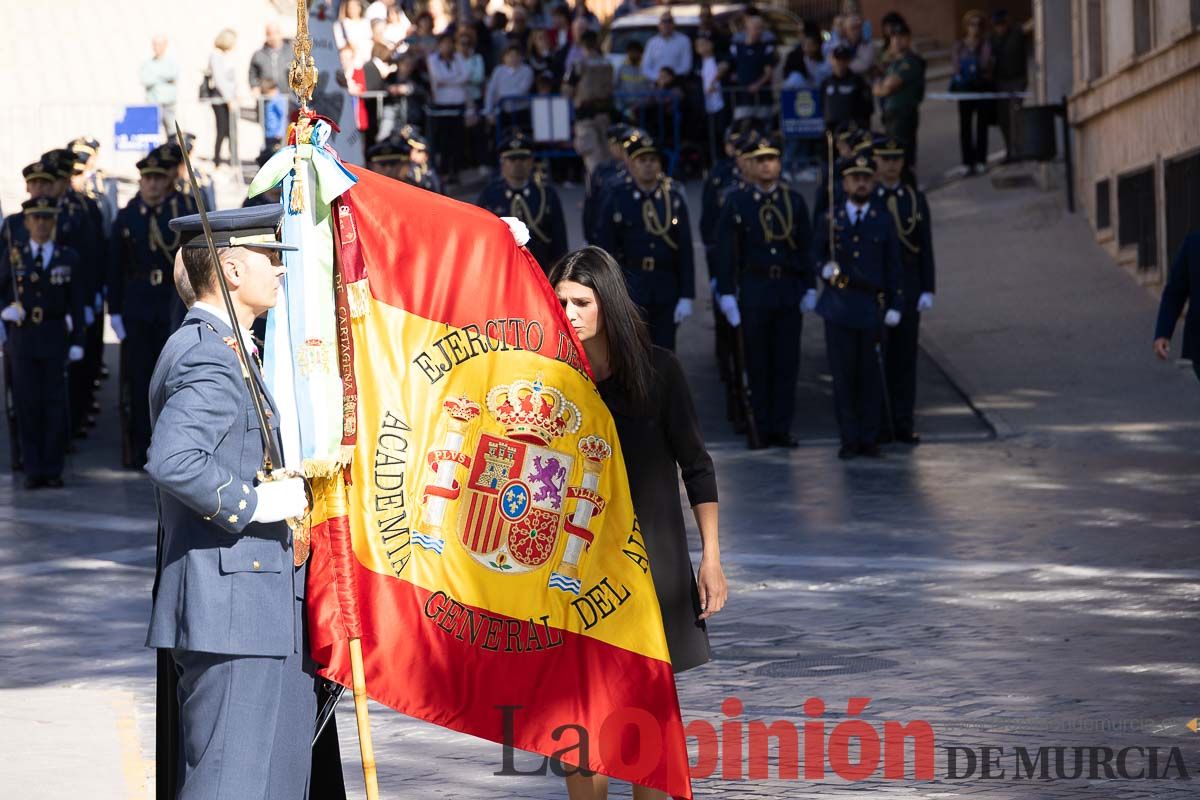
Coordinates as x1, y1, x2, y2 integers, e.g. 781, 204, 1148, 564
1117, 167, 1157, 272
1086, 0, 1104, 80
1165, 151, 1200, 270
1095, 179, 1111, 230
1133, 0, 1153, 56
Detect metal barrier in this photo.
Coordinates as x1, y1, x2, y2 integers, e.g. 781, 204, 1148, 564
613, 91, 684, 175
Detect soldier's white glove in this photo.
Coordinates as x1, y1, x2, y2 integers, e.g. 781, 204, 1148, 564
821, 261, 837, 281
917, 292, 934, 312
68, 345, 84, 362
800, 289, 818, 313
673, 297, 693, 324
500, 216, 530, 247
109, 314, 126, 342
251, 476, 309, 524
718, 294, 740, 327
84, 306, 96, 326
1, 305, 25, 324
65, 314, 73, 334
884, 309, 902, 327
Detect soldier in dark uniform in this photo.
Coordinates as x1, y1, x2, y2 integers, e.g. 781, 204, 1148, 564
366, 137, 412, 181
812, 151, 904, 459
476, 130, 568, 274
166, 135, 214, 213
108, 149, 192, 468
873, 20, 926, 170
42, 148, 105, 439
595, 133, 695, 350
874, 137, 934, 444
0, 198, 86, 488
582, 124, 630, 245
399, 126, 442, 194
713, 134, 815, 448
69, 138, 117, 390
813, 125, 871, 224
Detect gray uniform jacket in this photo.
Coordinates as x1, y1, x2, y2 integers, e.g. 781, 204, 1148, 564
145, 306, 302, 657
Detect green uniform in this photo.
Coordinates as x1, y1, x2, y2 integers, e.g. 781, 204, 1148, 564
880, 51, 926, 167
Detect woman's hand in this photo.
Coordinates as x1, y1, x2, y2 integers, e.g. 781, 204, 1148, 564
697, 558, 727, 621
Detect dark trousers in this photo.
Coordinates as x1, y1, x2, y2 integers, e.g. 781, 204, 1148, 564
68, 355, 91, 434
883, 309, 920, 435
13, 353, 68, 480
824, 320, 883, 447
123, 318, 171, 467
743, 305, 802, 437
430, 106, 465, 179
212, 102, 232, 166
957, 100, 992, 168
4, 341, 20, 469
639, 302, 677, 351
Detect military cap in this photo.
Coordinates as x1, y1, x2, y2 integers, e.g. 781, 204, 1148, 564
606, 123, 631, 144
840, 152, 876, 177
624, 130, 659, 160
22, 197, 60, 216
170, 205, 298, 251
873, 136, 905, 158
846, 128, 873, 154
367, 138, 411, 163
744, 133, 782, 159
735, 129, 763, 156
397, 124, 427, 151
22, 160, 56, 182
41, 148, 77, 179
499, 129, 532, 159
68, 136, 100, 157
136, 150, 174, 176
152, 142, 184, 167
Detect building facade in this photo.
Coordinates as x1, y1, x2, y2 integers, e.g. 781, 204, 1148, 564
1066, 0, 1200, 283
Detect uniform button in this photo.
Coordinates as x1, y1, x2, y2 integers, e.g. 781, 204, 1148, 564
770, 248, 776, 255
853, 236, 859, 242
853, 251, 860, 258
252, 560, 261, 570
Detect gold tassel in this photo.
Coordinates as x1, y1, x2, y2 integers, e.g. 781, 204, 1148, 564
347, 279, 371, 319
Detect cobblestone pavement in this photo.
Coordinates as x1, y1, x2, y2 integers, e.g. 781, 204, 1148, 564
3, 127, 1199, 799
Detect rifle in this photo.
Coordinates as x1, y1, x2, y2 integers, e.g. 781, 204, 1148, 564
732, 324, 763, 449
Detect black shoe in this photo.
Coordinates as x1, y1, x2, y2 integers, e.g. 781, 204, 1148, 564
44, 477, 64, 488
859, 443, 883, 458
747, 438, 770, 451
768, 433, 800, 449
876, 430, 895, 445
837, 445, 857, 460
894, 431, 921, 445
23, 476, 44, 489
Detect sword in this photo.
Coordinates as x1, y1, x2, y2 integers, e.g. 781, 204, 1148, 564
172, 124, 311, 536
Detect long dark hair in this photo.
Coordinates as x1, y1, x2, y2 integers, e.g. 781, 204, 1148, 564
549, 247, 654, 408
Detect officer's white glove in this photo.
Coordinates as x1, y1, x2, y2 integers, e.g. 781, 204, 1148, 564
65, 314, 73, 334
917, 292, 934, 312
800, 289, 818, 313
68, 345, 84, 362
251, 476, 309, 524
673, 297, 693, 324
84, 306, 96, 326
110, 314, 126, 342
884, 309, 902, 327
718, 294, 740, 327
821, 261, 837, 281
1, 305, 25, 324
499, 216, 530, 247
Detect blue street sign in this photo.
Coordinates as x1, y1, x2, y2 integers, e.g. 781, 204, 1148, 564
780, 88, 823, 139
114, 105, 162, 152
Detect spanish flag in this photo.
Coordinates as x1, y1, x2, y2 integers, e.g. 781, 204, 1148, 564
306, 166, 693, 798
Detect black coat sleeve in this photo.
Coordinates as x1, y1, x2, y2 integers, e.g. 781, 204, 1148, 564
657, 348, 717, 506
674, 191, 695, 300
713, 193, 739, 296
918, 191, 936, 294
1155, 234, 1196, 341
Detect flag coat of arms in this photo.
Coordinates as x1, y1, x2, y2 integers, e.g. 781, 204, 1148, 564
304, 166, 693, 798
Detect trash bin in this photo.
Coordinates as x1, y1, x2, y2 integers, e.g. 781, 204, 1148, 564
1019, 104, 1059, 161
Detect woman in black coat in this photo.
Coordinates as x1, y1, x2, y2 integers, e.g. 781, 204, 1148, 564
549, 246, 728, 800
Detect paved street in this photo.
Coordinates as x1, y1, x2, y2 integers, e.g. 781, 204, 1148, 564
3, 101, 1200, 800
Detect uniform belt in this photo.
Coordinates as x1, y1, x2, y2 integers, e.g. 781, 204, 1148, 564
26, 307, 64, 324
626, 257, 672, 274
745, 265, 791, 280
129, 268, 166, 286
838, 274, 884, 297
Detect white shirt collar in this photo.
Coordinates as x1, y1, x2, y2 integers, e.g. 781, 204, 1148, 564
194, 300, 258, 353
30, 239, 54, 266
845, 199, 869, 220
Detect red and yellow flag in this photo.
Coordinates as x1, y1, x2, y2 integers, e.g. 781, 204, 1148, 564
306, 167, 692, 798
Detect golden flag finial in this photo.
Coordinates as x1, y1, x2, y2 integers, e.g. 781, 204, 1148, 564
289, 0, 318, 110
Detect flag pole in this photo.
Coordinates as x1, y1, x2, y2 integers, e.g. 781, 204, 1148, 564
288, 3, 378, 797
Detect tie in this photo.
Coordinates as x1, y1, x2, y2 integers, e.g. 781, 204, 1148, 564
32, 245, 40, 266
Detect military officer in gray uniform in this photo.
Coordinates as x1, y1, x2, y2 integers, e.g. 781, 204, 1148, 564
146, 205, 314, 799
